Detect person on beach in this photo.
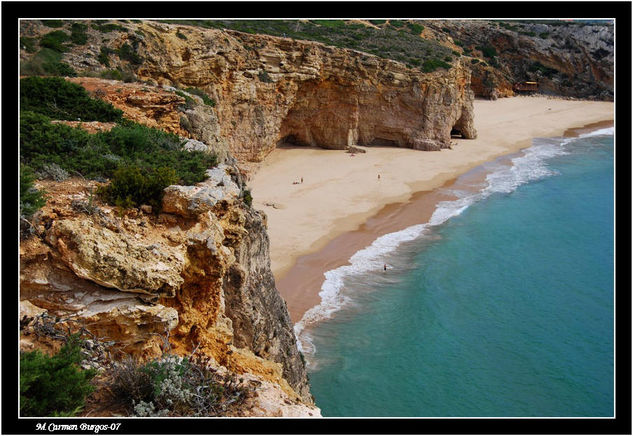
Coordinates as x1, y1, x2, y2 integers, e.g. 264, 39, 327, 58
301, 177, 303, 183
378, 174, 381, 180
383, 264, 387, 271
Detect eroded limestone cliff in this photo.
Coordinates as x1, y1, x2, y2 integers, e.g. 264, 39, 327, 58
19, 19, 488, 417
21, 20, 477, 162
20, 166, 318, 416
424, 20, 614, 101
133, 22, 476, 161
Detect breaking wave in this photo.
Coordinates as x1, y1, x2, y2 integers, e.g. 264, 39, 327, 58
294, 128, 614, 357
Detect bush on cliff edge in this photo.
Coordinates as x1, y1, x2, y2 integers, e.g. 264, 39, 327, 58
96, 165, 179, 212
107, 353, 248, 416
20, 76, 123, 122
20, 335, 96, 416
20, 164, 47, 218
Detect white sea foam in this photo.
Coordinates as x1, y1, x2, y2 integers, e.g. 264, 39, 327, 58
577, 126, 614, 138
294, 129, 614, 358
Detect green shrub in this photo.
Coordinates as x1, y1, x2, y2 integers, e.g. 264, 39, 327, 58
179, 115, 192, 132
20, 335, 96, 417
99, 69, 123, 80
528, 61, 558, 77
242, 189, 252, 207
175, 90, 195, 109
20, 164, 47, 217
539, 32, 550, 39
471, 58, 480, 64
20, 111, 217, 183
422, 58, 452, 72
116, 43, 143, 65
183, 87, 215, 107
41, 20, 64, 28
47, 61, 76, 77
407, 23, 424, 34
20, 48, 77, 77
108, 354, 247, 417
97, 46, 115, 66
39, 30, 70, 52
258, 70, 273, 83
20, 77, 123, 122
97, 68, 136, 83
20, 36, 38, 53
499, 21, 520, 31
92, 22, 127, 33
312, 20, 345, 29
176, 31, 188, 40
20, 111, 91, 169
477, 44, 498, 58
96, 165, 178, 211
70, 23, 88, 45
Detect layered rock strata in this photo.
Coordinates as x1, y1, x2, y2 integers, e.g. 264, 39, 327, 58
132, 22, 476, 161
19, 166, 317, 415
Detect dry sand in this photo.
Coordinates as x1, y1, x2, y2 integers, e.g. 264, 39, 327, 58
249, 96, 614, 322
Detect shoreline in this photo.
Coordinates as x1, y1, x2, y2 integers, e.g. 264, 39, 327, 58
248, 96, 614, 324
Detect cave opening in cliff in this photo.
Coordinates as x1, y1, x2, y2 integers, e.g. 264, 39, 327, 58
367, 137, 400, 147
450, 128, 463, 138
276, 135, 300, 148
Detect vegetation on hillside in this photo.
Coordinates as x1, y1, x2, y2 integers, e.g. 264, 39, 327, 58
21, 76, 123, 122
20, 111, 216, 182
20, 335, 96, 416
182, 87, 216, 107
107, 353, 248, 417
20, 20, 144, 79
20, 47, 77, 77
161, 19, 455, 71
19, 77, 218, 213
20, 164, 47, 218
20, 22, 86, 77
96, 165, 179, 211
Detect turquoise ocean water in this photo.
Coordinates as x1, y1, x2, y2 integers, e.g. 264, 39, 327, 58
298, 128, 614, 417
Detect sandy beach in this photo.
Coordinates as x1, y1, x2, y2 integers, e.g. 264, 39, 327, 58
249, 96, 614, 322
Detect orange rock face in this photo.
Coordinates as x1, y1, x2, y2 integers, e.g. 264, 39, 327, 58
130, 22, 476, 162
20, 172, 314, 408
67, 77, 189, 137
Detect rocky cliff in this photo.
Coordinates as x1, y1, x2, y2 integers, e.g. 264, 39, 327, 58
132, 22, 476, 161
21, 20, 477, 162
19, 19, 486, 417
424, 20, 614, 101
20, 166, 319, 416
